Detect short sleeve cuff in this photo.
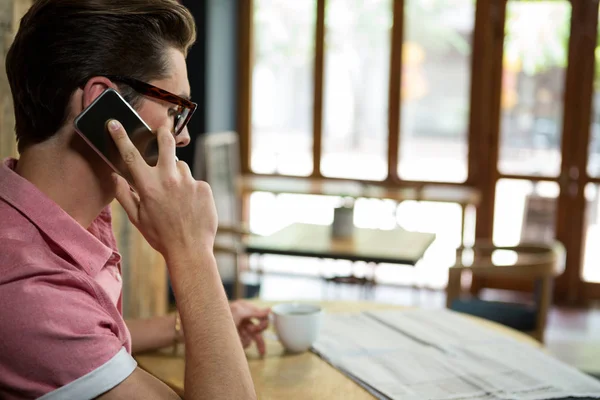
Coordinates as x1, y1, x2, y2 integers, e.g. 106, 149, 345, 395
38, 347, 137, 400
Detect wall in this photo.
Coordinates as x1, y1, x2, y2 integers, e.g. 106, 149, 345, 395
180, 0, 239, 171
205, 0, 238, 134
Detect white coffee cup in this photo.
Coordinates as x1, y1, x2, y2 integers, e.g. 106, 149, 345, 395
271, 303, 323, 353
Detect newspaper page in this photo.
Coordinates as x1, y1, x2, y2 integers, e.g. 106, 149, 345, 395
312, 310, 600, 400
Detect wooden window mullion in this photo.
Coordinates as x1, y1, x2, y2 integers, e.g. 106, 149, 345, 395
312, 0, 326, 178
387, 0, 404, 184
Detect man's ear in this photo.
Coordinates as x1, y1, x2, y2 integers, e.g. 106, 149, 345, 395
81, 76, 119, 109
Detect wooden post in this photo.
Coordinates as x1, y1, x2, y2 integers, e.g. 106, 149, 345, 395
311, 0, 325, 178
387, 0, 403, 183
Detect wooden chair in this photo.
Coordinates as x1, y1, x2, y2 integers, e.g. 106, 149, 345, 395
446, 241, 565, 343
194, 131, 259, 300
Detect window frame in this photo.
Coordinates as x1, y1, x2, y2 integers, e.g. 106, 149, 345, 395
237, 0, 600, 304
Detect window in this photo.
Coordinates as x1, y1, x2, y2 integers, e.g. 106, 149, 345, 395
251, 0, 316, 176
241, 0, 600, 301
398, 0, 475, 183
493, 179, 558, 245
321, 0, 392, 180
497, 1, 571, 177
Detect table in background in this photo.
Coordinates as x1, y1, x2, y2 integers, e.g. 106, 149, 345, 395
246, 223, 435, 265
245, 223, 436, 285
136, 301, 540, 400
238, 176, 480, 246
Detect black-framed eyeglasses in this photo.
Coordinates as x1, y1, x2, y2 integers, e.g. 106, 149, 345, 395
104, 75, 197, 136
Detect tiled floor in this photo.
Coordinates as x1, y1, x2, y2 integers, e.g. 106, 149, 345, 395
254, 272, 600, 375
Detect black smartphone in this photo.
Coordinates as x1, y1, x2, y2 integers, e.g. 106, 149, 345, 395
74, 88, 158, 185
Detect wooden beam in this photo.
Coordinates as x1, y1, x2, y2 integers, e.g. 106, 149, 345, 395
572, 0, 599, 303
554, 0, 599, 304
474, 0, 505, 240
553, 0, 579, 303
242, 170, 476, 188
467, 0, 490, 188
387, 0, 403, 183
467, 0, 505, 294
311, 0, 326, 178
583, 177, 600, 184
497, 173, 565, 183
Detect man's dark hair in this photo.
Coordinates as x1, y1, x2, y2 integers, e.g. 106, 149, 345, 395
6, 0, 196, 152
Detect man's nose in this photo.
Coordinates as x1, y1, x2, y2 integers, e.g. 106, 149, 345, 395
176, 127, 191, 147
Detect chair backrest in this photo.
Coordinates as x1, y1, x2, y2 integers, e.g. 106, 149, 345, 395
194, 131, 241, 228
457, 241, 565, 280
194, 131, 242, 282
452, 240, 565, 343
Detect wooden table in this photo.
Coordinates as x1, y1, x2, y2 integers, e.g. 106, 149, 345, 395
136, 301, 541, 399
246, 223, 436, 266
238, 175, 480, 246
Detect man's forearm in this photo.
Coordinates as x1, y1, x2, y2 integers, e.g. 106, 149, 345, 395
167, 249, 256, 400
126, 315, 177, 355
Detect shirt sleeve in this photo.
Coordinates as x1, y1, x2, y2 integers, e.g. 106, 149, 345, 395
0, 269, 136, 399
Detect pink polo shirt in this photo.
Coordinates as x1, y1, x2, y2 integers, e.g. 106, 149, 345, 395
0, 158, 135, 399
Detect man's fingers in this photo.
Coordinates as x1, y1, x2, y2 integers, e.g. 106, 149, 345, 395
244, 319, 268, 334
255, 308, 271, 320
256, 318, 269, 331
237, 303, 271, 322
239, 329, 251, 348
107, 120, 147, 183
156, 126, 176, 168
254, 333, 266, 356
240, 322, 267, 355
241, 336, 251, 348
232, 303, 254, 322
176, 160, 193, 179
113, 173, 139, 222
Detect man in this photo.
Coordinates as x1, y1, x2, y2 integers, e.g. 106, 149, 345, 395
0, 0, 265, 398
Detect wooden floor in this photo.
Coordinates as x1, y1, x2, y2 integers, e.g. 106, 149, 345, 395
546, 306, 600, 376
254, 273, 600, 376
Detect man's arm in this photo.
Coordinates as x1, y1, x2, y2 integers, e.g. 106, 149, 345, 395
168, 251, 254, 399
126, 315, 178, 355
99, 122, 256, 399
127, 301, 270, 355
98, 368, 181, 400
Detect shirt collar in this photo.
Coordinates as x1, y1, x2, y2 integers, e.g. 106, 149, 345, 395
0, 158, 113, 276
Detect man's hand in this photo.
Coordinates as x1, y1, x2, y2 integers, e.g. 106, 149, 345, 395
172, 302, 270, 355
230, 301, 270, 356
109, 120, 217, 259
107, 120, 256, 399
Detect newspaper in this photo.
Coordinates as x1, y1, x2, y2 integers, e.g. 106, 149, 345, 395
312, 309, 600, 400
